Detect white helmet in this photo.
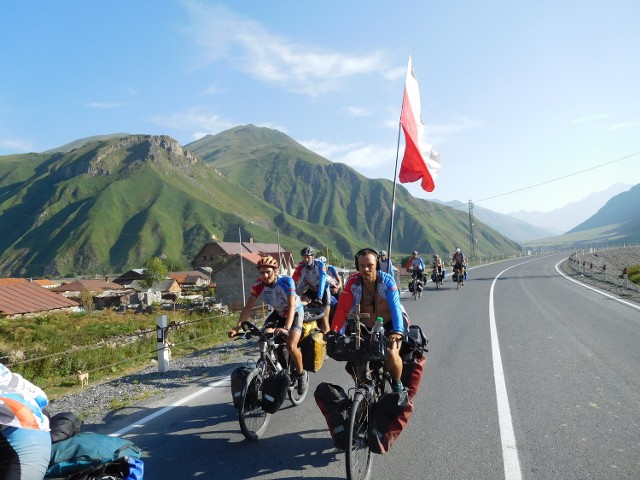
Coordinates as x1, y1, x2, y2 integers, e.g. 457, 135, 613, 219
317, 256, 327, 263
456, 248, 461, 253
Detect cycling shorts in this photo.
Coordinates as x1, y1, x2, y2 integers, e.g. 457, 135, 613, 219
301, 287, 331, 307
263, 309, 303, 333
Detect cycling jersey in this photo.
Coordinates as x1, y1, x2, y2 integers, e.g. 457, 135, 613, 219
292, 260, 328, 301
406, 257, 425, 271
332, 270, 405, 335
0, 364, 49, 432
249, 275, 304, 318
452, 252, 465, 267
379, 258, 394, 274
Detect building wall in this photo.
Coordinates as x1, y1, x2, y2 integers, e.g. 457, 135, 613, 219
214, 257, 255, 310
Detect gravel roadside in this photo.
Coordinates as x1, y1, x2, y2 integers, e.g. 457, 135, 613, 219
46, 247, 640, 431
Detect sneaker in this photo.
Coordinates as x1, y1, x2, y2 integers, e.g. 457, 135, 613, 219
393, 381, 404, 393
297, 371, 308, 394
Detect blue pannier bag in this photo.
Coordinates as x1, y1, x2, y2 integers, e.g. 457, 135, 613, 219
46, 432, 142, 478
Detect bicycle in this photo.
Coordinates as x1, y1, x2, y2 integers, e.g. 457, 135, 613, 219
326, 308, 391, 480
233, 320, 309, 441
431, 267, 444, 289
409, 268, 423, 300
452, 263, 464, 289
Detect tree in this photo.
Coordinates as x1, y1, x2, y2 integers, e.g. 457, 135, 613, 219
79, 288, 94, 311
142, 257, 169, 289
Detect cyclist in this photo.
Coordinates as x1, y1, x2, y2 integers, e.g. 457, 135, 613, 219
379, 250, 393, 274
318, 256, 342, 298
330, 248, 408, 393
432, 254, 444, 284
451, 248, 466, 285
292, 247, 330, 333
1, 364, 52, 480
405, 250, 426, 285
228, 255, 307, 393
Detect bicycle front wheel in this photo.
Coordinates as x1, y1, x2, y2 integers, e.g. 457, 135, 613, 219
288, 369, 309, 406
346, 391, 373, 480
238, 368, 271, 441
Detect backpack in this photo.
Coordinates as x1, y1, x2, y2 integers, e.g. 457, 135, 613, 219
230, 366, 253, 409
300, 329, 326, 373
61, 457, 144, 480
49, 411, 82, 443
314, 382, 350, 450
46, 432, 142, 478
261, 370, 289, 414
367, 391, 414, 455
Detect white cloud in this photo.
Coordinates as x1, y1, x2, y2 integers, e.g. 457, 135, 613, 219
183, 1, 394, 96
301, 138, 396, 170
200, 84, 224, 96
149, 108, 236, 140
0, 138, 35, 153
342, 106, 372, 117
85, 101, 127, 109
607, 122, 636, 130
572, 114, 611, 124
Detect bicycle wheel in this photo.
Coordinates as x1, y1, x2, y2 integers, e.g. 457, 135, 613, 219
346, 391, 373, 480
238, 368, 271, 441
288, 368, 309, 405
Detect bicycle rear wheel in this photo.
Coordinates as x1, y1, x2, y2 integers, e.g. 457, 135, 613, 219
238, 369, 271, 441
346, 391, 373, 480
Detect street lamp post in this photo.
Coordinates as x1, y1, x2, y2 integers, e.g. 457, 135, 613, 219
239, 222, 254, 306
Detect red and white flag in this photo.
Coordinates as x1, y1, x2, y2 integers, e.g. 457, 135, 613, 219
398, 56, 440, 192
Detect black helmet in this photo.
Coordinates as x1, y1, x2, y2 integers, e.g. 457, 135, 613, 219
300, 246, 316, 256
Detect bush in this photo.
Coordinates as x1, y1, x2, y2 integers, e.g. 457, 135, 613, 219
627, 264, 640, 285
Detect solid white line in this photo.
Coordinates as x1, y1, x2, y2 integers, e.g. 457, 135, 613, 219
554, 260, 640, 312
490, 260, 534, 480
110, 378, 228, 437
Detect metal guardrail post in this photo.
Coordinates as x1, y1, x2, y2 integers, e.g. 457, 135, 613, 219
156, 314, 170, 373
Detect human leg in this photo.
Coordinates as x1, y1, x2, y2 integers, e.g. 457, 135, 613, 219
0, 427, 51, 480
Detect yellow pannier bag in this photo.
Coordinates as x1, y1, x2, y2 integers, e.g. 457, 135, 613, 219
300, 329, 326, 373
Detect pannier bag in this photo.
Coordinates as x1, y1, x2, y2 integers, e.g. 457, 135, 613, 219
61, 456, 144, 480
46, 432, 142, 478
230, 365, 253, 409
399, 324, 428, 401
314, 382, 350, 450
367, 391, 414, 455
400, 354, 426, 401
300, 329, 326, 373
400, 325, 428, 361
301, 319, 318, 339
261, 370, 289, 414
49, 411, 82, 443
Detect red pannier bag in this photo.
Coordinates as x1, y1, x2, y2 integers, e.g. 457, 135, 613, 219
314, 382, 350, 450
367, 390, 414, 454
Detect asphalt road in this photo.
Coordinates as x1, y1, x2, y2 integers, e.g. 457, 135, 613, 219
99, 254, 640, 479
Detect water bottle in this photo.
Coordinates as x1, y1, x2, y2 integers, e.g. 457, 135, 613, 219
371, 317, 385, 355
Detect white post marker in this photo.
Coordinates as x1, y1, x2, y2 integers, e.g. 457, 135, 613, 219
156, 314, 170, 373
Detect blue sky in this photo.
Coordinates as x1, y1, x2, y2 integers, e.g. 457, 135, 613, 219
1, 1, 639, 214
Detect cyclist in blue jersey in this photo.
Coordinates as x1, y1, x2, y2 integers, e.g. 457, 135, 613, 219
317, 256, 342, 297
331, 248, 408, 393
228, 255, 307, 392
292, 246, 330, 333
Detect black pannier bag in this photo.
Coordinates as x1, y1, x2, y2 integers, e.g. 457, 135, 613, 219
230, 366, 253, 409
49, 411, 82, 443
367, 390, 414, 455
314, 382, 350, 450
400, 325, 428, 361
261, 370, 289, 414
400, 325, 428, 401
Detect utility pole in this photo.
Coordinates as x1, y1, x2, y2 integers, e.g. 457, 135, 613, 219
468, 200, 476, 261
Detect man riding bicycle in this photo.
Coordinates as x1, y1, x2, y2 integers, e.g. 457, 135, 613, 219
405, 250, 426, 285
293, 246, 331, 333
317, 255, 342, 298
330, 248, 408, 393
451, 248, 466, 285
228, 255, 307, 393
432, 254, 444, 281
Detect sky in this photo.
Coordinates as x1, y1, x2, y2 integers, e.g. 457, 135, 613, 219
1, 1, 639, 215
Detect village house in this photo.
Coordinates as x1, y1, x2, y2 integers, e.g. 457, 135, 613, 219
213, 252, 264, 311
50, 279, 132, 310
129, 278, 182, 304
192, 241, 295, 275
0, 278, 80, 318
169, 270, 212, 292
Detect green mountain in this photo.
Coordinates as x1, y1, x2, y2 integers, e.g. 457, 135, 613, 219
0, 126, 520, 277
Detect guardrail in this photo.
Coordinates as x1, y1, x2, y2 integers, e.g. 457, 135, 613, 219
566, 245, 640, 294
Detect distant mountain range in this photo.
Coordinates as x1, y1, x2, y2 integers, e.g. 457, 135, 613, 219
508, 183, 633, 234
0, 125, 520, 277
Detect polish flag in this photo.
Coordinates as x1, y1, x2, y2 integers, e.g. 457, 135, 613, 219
398, 56, 439, 192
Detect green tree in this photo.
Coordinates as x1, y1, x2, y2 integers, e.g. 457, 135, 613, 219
142, 257, 169, 288
79, 289, 94, 311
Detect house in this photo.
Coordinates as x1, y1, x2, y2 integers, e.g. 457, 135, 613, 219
112, 269, 145, 287
169, 271, 211, 291
0, 278, 80, 318
31, 279, 60, 289
213, 252, 264, 310
50, 279, 132, 310
129, 278, 182, 303
192, 241, 295, 274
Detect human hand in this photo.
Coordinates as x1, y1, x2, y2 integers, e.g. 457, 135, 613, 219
228, 329, 237, 339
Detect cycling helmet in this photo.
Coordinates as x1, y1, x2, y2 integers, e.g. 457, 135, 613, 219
456, 248, 461, 253
317, 256, 327, 263
300, 246, 316, 257
412, 250, 418, 255
380, 250, 387, 256
256, 255, 279, 270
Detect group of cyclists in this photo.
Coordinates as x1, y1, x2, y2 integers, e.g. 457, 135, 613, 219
228, 245, 466, 398
404, 248, 467, 289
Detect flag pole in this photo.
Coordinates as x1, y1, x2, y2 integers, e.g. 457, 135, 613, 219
386, 55, 411, 273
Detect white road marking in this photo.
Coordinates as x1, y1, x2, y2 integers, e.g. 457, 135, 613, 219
490, 261, 532, 480
555, 259, 640, 312
110, 378, 228, 437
